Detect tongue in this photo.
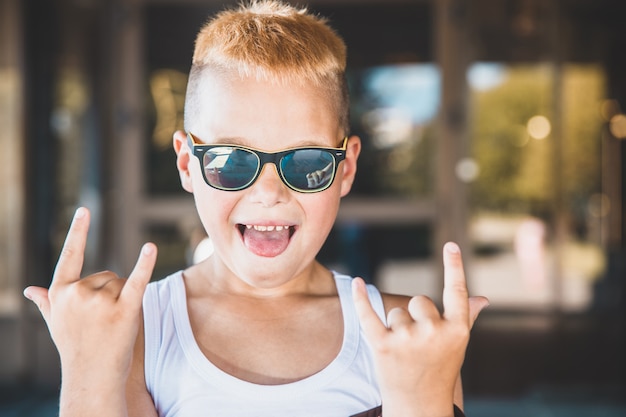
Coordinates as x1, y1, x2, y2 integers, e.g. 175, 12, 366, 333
243, 227, 291, 257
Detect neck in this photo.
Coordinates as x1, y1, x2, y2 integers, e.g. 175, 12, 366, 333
184, 257, 336, 299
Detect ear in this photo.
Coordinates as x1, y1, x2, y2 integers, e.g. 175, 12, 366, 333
340, 135, 361, 197
173, 130, 194, 193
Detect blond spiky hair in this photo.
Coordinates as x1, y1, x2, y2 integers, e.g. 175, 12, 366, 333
185, 0, 350, 133
193, 0, 346, 84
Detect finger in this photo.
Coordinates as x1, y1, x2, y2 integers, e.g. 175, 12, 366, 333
23, 286, 51, 323
80, 271, 121, 290
120, 243, 157, 304
468, 296, 490, 328
386, 307, 413, 330
407, 295, 440, 322
442, 242, 470, 324
352, 277, 388, 341
52, 207, 90, 286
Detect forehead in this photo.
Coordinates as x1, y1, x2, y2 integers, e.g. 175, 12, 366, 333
187, 69, 342, 149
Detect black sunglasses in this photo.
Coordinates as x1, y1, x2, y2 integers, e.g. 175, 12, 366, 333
187, 132, 348, 193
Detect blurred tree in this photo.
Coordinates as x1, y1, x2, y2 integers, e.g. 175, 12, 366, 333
469, 64, 604, 224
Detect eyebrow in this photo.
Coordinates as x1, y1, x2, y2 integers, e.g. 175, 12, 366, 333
206, 136, 337, 149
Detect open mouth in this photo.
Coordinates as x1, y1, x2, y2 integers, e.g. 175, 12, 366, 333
237, 224, 296, 236
237, 223, 296, 257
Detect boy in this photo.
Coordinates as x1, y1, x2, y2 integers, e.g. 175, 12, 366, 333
24, 1, 488, 416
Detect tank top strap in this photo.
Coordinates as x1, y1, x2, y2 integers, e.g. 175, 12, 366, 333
142, 271, 184, 396
332, 272, 387, 326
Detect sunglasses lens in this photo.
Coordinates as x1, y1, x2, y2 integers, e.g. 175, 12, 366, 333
281, 150, 336, 191
203, 147, 259, 190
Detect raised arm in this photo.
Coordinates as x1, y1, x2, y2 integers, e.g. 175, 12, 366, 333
352, 242, 488, 417
24, 207, 157, 417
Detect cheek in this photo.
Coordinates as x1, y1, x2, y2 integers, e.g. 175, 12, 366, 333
192, 183, 236, 234
302, 192, 341, 236
189, 162, 226, 215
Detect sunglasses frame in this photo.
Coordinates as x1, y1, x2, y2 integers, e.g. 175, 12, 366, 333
186, 132, 348, 193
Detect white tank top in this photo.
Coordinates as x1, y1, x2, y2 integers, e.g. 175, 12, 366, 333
143, 271, 387, 417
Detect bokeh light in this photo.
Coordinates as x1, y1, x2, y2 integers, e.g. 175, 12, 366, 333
527, 115, 551, 140
609, 114, 626, 139
455, 157, 480, 183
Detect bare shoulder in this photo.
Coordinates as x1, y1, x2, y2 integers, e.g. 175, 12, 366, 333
380, 292, 412, 314
127, 310, 159, 417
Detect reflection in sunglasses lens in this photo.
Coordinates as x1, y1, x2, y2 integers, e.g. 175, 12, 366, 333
201, 146, 339, 192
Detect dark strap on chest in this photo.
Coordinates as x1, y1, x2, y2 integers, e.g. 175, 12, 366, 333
350, 405, 382, 417
350, 404, 465, 417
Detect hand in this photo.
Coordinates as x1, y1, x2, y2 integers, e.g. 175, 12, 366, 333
352, 242, 489, 417
23, 207, 157, 385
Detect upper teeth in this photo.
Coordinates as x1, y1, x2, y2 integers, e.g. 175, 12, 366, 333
246, 225, 288, 232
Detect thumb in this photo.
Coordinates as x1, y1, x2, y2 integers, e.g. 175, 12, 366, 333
23, 286, 51, 322
352, 277, 387, 342
121, 243, 157, 305
468, 295, 489, 328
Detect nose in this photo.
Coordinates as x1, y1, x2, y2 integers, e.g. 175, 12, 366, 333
246, 163, 290, 206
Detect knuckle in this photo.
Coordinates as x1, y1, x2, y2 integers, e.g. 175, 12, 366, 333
59, 245, 77, 260
450, 282, 469, 296
394, 324, 413, 339
408, 295, 433, 311
450, 322, 470, 340
413, 294, 433, 304
69, 280, 91, 298
100, 280, 126, 300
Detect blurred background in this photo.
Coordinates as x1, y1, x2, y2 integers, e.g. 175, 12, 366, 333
1, 0, 626, 415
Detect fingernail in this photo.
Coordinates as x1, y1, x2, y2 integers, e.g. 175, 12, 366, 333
23, 288, 33, 300
142, 243, 154, 255
75, 207, 86, 219
446, 242, 460, 253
